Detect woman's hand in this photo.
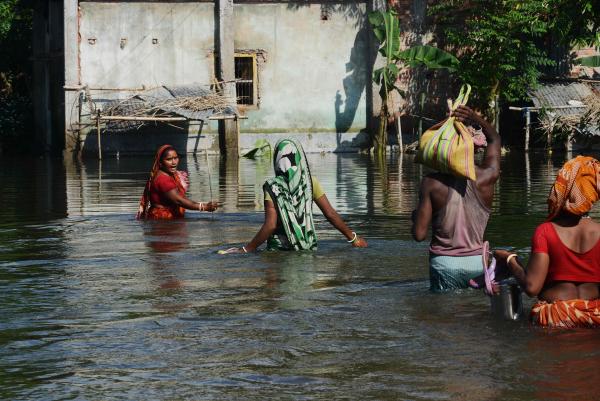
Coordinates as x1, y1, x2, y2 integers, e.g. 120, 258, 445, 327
201, 201, 219, 212
218, 247, 246, 255
352, 236, 368, 248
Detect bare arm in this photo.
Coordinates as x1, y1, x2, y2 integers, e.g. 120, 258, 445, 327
411, 178, 432, 242
244, 200, 278, 252
494, 249, 549, 297
315, 194, 367, 247
163, 189, 218, 211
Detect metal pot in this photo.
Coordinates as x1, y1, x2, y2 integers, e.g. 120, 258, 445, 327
490, 278, 523, 320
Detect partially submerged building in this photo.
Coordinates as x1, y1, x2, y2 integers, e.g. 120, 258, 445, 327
35, 0, 397, 157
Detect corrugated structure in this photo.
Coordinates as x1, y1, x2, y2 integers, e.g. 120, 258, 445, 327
529, 80, 600, 136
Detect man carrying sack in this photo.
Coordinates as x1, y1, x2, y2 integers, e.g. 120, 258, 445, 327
411, 103, 501, 292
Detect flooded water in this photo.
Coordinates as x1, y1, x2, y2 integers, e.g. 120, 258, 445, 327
2, 150, 600, 400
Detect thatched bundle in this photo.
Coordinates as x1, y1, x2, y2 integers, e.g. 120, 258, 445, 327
103, 90, 235, 118
539, 96, 600, 141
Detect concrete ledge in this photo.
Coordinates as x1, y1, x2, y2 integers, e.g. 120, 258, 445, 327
80, 127, 372, 157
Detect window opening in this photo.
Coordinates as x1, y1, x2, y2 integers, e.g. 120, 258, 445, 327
235, 55, 256, 105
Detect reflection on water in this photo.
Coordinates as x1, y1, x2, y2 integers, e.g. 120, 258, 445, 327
1, 150, 600, 400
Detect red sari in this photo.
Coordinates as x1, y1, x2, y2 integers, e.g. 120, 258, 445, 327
137, 144, 189, 220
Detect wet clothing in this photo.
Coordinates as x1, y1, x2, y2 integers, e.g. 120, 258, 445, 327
430, 178, 490, 257
523, 157, 600, 328
427, 177, 490, 291
547, 155, 600, 220
531, 299, 600, 328
137, 144, 188, 220
429, 254, 484, 292
264, 177, 325, 203
264, 139, 318, 251
532, 222, 600, 285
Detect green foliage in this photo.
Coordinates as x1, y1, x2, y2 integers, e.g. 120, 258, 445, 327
0, 0, 31, 76
430, 1, 553, 111
575, 56, 600, 67
397, 45, 459, 71
548, 0, 600, 48
369, 9, 458, 153
429, 0, 600, 113
0, 0, 18, 39
0, 0, 33, 150
242, 139, 272, 159
369, 10, 402, 103
0, 93, 32, 151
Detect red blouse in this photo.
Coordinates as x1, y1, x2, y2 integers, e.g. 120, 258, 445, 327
149, 173, 182, 206
532, 222, 600, 284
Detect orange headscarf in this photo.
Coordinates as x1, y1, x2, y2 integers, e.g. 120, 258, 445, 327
136, 144, 186, 219
547, 155, 600, 220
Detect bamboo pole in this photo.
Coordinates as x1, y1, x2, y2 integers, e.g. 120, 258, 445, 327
508, 105, 586, 111
99, 116, 187, 122
524, 108, 530, 152
96, 110, 102, 160
208, 115, 248, 120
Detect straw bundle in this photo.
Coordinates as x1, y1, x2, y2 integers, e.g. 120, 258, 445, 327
539, 96, 600, 141
103, 90, 235, 118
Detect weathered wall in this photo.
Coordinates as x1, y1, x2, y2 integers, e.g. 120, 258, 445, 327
79, 2, 215, 88
73, 1, 372, 155
233, 3, 370, 137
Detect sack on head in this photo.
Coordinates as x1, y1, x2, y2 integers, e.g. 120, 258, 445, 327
415, 84, 476, 181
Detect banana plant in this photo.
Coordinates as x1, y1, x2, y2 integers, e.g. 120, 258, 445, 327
369, 9, 459, 155
242, 138, 272, 159
575, 55, 600, 67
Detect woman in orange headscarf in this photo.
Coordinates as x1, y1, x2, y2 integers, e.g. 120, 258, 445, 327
494, 156, 600, 328
137, 144, 218, 219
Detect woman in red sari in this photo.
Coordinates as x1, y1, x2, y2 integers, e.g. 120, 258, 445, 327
495, 156, 600, 328
137, 144, 218, 219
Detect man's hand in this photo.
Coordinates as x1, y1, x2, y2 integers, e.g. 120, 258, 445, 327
452, 105, 483, 125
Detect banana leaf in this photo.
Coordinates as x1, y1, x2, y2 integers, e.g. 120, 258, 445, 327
575, 56, 600, 67
368, 10, 400, 59
397, 45, 459, 71
242, 139, 272, 159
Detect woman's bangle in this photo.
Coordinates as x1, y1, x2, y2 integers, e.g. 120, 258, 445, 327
242, 246, 248, 253
198, 202, 204, 211
506, 253, 518, 266
347, 232, 357, 243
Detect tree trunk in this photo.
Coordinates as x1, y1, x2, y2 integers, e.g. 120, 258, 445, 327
373, 107, 388, 156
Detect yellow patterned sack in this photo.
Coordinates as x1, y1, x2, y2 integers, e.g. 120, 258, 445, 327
415, 84, 476, 181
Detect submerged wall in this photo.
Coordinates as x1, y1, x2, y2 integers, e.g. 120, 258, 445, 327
70, 0, 371, 156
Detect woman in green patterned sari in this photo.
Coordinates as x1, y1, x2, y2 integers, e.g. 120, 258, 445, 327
223, 138, 367, 253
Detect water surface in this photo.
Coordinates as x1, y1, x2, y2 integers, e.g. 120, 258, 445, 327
2, 150, 600, 400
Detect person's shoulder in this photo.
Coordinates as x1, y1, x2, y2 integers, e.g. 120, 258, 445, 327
423, 173, 453, 189
153, 172, 176, 190
154, 172, 172, 182
584, 219, 600, 234
533, 221, 553, 237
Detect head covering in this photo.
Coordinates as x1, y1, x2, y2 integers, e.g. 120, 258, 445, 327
467, 125, 487, 148
136, 144, 187, 219
547, 155, 600, 220
263, 139, 317, 250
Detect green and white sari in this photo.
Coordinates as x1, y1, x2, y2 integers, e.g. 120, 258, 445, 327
264, 139, 318, 250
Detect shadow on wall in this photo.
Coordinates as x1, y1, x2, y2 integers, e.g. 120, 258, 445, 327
82, 122, 192, 158
334, 16, 378, 151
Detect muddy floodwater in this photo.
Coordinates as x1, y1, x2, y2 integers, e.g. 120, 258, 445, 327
2, 150, 600, 400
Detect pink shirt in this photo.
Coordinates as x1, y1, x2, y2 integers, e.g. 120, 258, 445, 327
429, 178, 490, 257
